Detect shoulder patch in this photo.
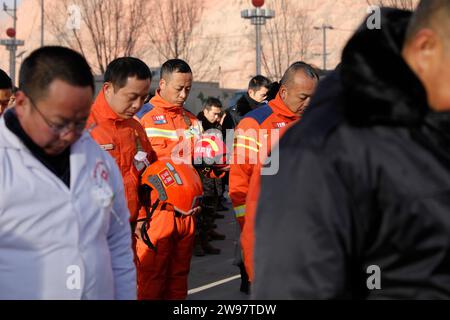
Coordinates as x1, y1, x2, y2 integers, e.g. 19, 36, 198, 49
135, 103, 154, 120
152, 115, 168, 125
243, 104, 273, 125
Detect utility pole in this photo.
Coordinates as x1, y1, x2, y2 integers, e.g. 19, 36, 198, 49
41, 0, 44, 47
11, 0, 17, 82
314, 24, 334, 70
241, 0, 275, 76
1, 0, 24, 85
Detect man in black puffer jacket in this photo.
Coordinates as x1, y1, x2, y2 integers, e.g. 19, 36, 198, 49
195, 97, 227, 256
254, 1, 450, 299
222, 75, 272, 131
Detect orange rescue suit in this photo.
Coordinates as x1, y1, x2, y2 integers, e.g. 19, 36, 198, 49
137, 91, 202, 300
241, 122, 297, 282
87, 90, 154, 223
229, 93, 300, 229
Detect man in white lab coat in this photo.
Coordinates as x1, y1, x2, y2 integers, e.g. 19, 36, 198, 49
0, 46, 136, 300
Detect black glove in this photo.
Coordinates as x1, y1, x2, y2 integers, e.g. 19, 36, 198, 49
138, 184, 152, 208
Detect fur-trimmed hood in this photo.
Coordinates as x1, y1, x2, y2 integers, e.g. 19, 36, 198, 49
340, 8, 429, 126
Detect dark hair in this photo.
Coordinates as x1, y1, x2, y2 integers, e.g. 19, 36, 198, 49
266, 81, 281, 101
161, 59, 192, 80
406, 0, 450, 43
19, 46, 94, 102
104, 57, 152, 90
203, 97, 223, 111
0, 69, 12, 90
144, 89, 155, 104
280, 61, 319, 86
248, 75, 271, 92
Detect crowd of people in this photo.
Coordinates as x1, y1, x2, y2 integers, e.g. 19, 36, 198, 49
1, 0, 450, 300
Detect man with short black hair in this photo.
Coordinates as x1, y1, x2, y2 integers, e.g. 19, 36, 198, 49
87, 57, 155, 226
195, 97, 226, 256
223, 75, 272, 130
199, 97, 223, 131
0, 46, 136, 299
255, 1, 450, 299
0, 69, 13, 116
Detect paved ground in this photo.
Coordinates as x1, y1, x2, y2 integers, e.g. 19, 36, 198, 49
187, 195, 250, 300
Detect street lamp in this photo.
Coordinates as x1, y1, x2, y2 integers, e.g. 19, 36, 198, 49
241, 0, 275, 75
1, 0, 24, 84
314, 24, 334, 71
41, 0, 44, 47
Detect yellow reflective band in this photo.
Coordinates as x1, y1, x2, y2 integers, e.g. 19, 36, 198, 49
199, 138, 219, 152
234, 205, 246, 218
146, 128, 179, 140
233, 143, 259, 153
235, 135, 262, 147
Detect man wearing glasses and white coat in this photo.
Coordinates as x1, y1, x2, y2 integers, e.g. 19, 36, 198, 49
0, 46, 136, 300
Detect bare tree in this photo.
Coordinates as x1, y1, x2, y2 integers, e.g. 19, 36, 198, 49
261, 0, 313, 81
366, 0, 417, 10
46, 0, 149, 74
145, 0, 203, 60
144, 0, 221, 82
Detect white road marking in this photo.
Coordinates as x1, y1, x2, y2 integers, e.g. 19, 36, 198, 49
188, 275, 241, 295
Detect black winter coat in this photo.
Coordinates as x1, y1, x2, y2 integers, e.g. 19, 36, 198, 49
222, 94, 263, 131
254, 9, 450, 299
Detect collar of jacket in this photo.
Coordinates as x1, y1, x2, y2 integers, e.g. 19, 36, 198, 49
235, 93, 262, 116
340, 8, 429, 127
244, 93, 262, 111
91, 89, 124, 122
150, 90, 184, 116
269, 93, 300, 121
197, 111, 221, 132
412, 111, 450, 169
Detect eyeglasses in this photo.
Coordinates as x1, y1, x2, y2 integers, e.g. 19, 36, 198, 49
27, 94, 87, 136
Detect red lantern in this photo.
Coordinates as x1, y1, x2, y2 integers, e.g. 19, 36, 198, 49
252, 0, 265, 7
6, 28, 16, 38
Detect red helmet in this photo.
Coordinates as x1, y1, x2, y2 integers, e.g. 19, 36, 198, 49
193, 133, 228, 169
140, 159, 203, 215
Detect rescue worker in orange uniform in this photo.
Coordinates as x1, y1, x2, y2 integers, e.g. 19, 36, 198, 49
241, 123, 294, 283
136, 59, 202, 300
87, 57, 154, 225
231, 62, 319, 284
